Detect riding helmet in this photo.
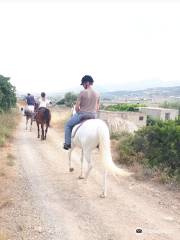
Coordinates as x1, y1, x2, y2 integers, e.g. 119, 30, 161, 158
80, 75, 94, 85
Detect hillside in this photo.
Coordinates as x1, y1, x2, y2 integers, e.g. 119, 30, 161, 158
101, 86, 180, 100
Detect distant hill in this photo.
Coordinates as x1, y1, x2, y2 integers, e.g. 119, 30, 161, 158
101, 86, 180, 100
16, 86, 180, 101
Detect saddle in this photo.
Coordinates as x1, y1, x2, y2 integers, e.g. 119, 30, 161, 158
24, 109, 34, 117
79, 114, 95, 122
72, 114, 95, 138
37, 107, 50, 120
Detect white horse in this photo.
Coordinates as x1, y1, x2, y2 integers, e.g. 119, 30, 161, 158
24, 105, 35, 131
68, 118, 130, 198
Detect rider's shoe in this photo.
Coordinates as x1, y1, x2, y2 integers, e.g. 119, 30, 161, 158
63, 143, 71, 150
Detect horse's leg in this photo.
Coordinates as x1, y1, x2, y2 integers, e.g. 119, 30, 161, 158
68, 147, 74, 172
44, 122, 49, 140
36, 122, 40, 138
84, 151, 93, 180
41, 123, 44, 140
100, 170, 107, 198
30, 116, 33, 131
26, 117, 28, 130
79, 149, 85, 179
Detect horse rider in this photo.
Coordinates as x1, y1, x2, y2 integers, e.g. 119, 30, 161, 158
37, 92, 52, 117
24, 93, 36, 114
38, 92, 52, 109
63, 75, 100, 150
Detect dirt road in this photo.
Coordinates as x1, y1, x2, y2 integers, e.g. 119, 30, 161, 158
0, 109, 180, 240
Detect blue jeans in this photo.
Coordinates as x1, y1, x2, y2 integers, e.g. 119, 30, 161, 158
64, 112, 96, 145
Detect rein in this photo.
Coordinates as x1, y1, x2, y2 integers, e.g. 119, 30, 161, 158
72, 122, 84, 138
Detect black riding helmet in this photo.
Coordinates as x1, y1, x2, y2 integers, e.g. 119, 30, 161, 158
80, 75, 94, 85
41, 92, 46, 97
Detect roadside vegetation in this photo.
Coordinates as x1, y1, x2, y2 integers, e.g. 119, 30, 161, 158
0, 110, 19, 146
0, 75, 17, 146
103, 103, 146, 112
0, 75, 17, 240
160, 101, 180, 115
56, 92, 77, 107
112, 117, 180, 185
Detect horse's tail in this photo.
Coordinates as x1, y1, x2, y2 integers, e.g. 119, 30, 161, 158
98, 121, 130, 176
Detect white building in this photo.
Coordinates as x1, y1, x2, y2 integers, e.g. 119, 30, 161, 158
139, 107, 179, 120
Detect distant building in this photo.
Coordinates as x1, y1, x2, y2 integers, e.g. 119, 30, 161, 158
139, 107, 178, 120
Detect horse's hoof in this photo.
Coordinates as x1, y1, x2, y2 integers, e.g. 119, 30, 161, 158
69, 168, 74, 172
78, 176, 84, 179
100, 193, 106, 198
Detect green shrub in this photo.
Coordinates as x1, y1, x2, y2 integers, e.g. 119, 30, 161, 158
105, 103, 146, 112
114, 118, 180, 182
132, 120, 180, 176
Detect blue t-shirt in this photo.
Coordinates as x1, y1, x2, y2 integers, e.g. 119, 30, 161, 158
26, 95, 35, 105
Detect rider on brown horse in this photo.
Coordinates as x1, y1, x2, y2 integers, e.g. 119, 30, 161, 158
35, 92, 52, 140
37, 92, 52, 117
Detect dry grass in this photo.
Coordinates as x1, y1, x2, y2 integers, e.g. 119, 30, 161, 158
6, 153, 15, 167
0, 146, 16, 240
111, 136, 161, 182
51, 106, 71, 129
0, 109, 19, 147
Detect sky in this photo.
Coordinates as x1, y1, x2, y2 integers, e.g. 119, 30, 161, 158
0, 0, 180, 93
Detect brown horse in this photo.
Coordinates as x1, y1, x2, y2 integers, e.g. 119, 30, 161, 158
35, 107, 51, 140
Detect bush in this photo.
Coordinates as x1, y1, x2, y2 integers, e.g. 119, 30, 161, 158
114, 118, 180, 182
105, 103, 146, 112
111, 132, 143, 165
132, 119, 180, 176
56, 98, 65, 105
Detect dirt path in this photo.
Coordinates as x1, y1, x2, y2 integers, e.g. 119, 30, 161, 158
0, 109, 180, 240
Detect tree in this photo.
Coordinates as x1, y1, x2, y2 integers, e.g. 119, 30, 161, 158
0, 75, 16, 111
64, 92, 77, 107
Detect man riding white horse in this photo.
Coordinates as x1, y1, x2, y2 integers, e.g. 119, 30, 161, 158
24, 93, 36, 130
24, 93, 36, 114
63, 75, 100, 150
